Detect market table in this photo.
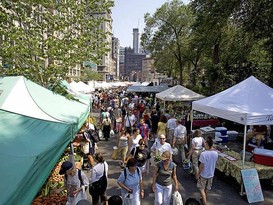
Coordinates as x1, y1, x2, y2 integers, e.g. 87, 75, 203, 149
216, 150, 273, 184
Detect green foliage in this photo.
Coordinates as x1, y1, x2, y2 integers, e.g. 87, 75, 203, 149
0, 0, 114, 96
141, 0, 194, 85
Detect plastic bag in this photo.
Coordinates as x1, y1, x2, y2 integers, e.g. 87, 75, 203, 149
110, 129, 115, 137
111, 146, 118, 160
172, 191, 183, 205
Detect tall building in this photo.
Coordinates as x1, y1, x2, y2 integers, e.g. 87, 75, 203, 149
124, 47, 146, 81
112, 37, 120, 78
119, 46, 125, 78
92, 9, 115, 81
142, 57, 155, 82
133, 28, 139, 54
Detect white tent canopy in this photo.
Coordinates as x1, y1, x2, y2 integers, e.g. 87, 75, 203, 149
192, 76, 273, 125
192, 76, 273, 167
156, 85, 204, 101
69, 81, 94, 93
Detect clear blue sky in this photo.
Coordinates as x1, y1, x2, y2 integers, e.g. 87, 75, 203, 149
112, 0, 189, 47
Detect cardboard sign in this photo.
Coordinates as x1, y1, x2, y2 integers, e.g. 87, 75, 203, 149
241, 169, 264, 203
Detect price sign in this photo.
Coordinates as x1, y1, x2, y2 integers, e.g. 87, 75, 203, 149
241, 168, 264, 203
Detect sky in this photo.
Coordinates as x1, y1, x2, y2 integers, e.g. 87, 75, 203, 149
112, 0, 190, 47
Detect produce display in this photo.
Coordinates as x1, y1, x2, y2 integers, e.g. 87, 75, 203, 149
31, 153, 83, 205
32, 116, 97, 205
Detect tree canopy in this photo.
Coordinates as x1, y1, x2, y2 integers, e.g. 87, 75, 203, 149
0, 0, 113, 93
141, 0, 272, 94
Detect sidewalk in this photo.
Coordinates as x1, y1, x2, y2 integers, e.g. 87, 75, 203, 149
86, 110, 273, 205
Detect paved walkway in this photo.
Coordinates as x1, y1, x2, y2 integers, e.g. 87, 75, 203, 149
85, 110, 273, 205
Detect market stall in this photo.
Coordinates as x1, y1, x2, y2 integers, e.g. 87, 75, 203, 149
192, 76, 273, 196
216, 150, 273, 184
0, 76, 90, 205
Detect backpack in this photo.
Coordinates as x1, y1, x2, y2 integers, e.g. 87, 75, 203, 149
124, 167, 140, 180
65, 169, 87, 190
157, 161, 175, 177
88, 129, 100, 143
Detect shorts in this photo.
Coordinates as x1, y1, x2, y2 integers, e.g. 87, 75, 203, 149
197, 176, 213, 191
116, 123, 122, 132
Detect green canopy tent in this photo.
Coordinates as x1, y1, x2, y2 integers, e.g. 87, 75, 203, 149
0, 76, 90, 205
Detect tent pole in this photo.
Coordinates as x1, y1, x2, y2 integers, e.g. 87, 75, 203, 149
190, 109, 193, 132
242, 125, 247, 169
69, 127, 75, 164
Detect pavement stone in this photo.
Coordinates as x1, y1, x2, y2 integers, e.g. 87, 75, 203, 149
84, 110, 273, 205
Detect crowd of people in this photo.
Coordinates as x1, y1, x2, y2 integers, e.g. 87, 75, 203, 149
56, 90, 219, 205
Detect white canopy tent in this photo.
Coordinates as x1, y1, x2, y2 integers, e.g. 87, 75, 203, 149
192, 76, 273, 167
156, 85, 204, 101
156, 85, 204, 111
69, 81, 94, 93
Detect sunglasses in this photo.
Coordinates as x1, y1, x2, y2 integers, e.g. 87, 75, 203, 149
162, 159, 169, 162
140, 143, 145, 146
160, 138, 166, 140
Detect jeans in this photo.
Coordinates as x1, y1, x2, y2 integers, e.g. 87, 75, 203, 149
155, 183, 172, 205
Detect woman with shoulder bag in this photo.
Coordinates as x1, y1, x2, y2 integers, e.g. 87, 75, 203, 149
187, 129, 204, 177
89, 153, 108, 205
117, 158, 144, 205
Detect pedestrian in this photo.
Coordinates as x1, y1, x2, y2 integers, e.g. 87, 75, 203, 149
172, 119, 187, 163
184, 198, 201, 205
117, 158, 144, 205
116, 128, 131, 168
157, 115, 168, 138
102, 116, 111, 141
196, 136, 218, 205
150, 109, 160, 142
187, 129, 204, 177
89, 153, 108, 205
166, 114, 177, 143
139, 118, 150, 145
54, 161, 89, 205
128, 139, 151, 177
150, 134, 173, 165
129, 128, 142, 153
107, 195, 123, 205
115, 112, 123, 135
152, 151, 179, 205
124, 110, 137, 134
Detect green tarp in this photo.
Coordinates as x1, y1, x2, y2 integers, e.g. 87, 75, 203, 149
0, 76, 90, 205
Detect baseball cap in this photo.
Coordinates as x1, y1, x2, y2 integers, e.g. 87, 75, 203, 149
59, 161, 73, 175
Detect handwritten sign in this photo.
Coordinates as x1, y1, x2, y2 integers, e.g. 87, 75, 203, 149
241, 169, 264, 203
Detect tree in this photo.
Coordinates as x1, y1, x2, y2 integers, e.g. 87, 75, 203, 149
141, 0, 194, 85
0, 0, 113, 94
235, 0, 273, 86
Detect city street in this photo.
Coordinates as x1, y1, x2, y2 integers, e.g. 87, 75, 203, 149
87, 111, 273, 205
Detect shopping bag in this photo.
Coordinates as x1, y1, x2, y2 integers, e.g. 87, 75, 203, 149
111, 146, 118, 160
172, 191, 183, 205
110, 129, 115, 137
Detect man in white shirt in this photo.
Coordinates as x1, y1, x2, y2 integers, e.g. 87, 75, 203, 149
167, 114, 177, 143
172, 120, 187, 163
196, 136, 218, 205
151, 134, 173, 158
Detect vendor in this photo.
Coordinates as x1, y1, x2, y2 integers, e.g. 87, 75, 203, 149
246, 125, 267, 151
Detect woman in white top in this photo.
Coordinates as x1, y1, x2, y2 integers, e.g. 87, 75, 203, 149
89, 153, 109, 205
188, 129, 204, 177
129, 128, 142, 152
